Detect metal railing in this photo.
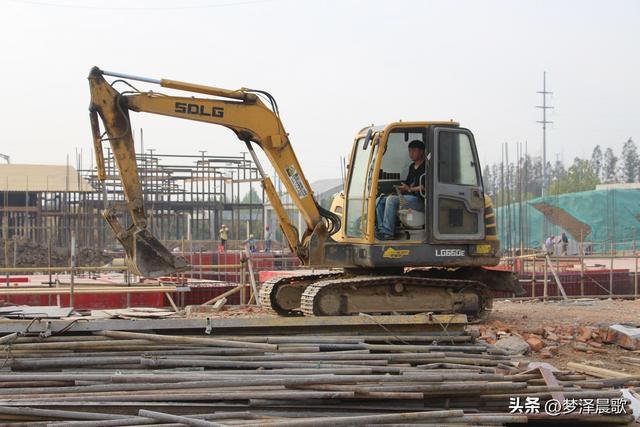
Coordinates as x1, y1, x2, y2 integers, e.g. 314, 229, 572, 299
500, 251, 640, 299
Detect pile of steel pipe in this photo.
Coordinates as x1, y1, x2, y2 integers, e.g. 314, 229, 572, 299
0, 327, 631, 426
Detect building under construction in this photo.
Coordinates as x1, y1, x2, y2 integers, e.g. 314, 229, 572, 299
0, 149, 266, 251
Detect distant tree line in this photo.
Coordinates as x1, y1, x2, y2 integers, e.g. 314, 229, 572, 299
482, 138, 636, 207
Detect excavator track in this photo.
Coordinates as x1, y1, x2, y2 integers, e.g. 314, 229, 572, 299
300, 275, 492, 322
259, 272, 345, 316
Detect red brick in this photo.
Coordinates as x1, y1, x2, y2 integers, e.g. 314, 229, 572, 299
526, 336, 545, 352
546, 332, 559, 341
578, 326, 594, 341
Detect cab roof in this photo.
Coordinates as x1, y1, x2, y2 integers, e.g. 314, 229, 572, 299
356, 121, 460, 138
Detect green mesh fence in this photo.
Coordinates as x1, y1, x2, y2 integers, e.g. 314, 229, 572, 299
495, 189, 640, 251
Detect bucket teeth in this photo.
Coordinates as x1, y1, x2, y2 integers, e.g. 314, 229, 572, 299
101, 208, 187, 278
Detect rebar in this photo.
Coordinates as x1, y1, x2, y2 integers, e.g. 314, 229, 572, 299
0, 327, 629, 426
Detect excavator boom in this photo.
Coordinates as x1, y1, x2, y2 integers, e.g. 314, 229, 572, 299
88, 67, 337, 277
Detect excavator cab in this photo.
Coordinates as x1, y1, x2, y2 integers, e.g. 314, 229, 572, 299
342, 122, 486, 244
324, 121, 499, 269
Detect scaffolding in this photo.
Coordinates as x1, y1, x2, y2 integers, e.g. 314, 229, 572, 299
0, 149, 266, 251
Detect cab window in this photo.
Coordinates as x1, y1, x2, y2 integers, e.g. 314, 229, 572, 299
345, 137, 374, 237
437, 132, 478, 186
377, 129, 426, 194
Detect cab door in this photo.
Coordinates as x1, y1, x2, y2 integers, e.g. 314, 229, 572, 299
431, 127, 484, 241
344, 134, 378, 240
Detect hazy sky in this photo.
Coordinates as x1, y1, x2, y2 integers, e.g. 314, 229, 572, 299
1, 0, 638, 181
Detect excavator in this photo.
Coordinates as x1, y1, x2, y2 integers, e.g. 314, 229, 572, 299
88, 66, 522, 319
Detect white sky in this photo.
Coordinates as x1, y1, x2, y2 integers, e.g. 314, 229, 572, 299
1, 0, 638, 180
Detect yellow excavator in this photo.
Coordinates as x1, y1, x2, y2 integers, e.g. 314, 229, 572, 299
88, 67, 522, 319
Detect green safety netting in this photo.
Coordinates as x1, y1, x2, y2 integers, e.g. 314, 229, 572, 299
494, 189, 640, 250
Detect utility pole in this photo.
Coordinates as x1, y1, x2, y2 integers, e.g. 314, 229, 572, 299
536, 71, 553, 198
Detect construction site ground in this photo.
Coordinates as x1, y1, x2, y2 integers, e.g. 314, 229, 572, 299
483, 298, 640, 374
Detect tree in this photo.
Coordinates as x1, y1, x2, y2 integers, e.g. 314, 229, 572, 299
602, 147, 619, 183
520, 154, 538, 200
240, 186, 263, 239
549, 158, 565, 188
482, 165, 494, 197
528, 155, 543, 198
548, 157, 599, 195
591, 145, 603, 179
621, 138, 639, 183
241, 187, 262, 204
491, 163, 500, 202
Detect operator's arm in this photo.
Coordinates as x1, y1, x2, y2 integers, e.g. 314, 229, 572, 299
400, 162, 425, 194
397, 166, 411, 193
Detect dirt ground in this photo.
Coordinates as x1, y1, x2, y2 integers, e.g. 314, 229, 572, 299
486, 298, 640, 374
0, 239, 114, 268
491, 298, 640, 328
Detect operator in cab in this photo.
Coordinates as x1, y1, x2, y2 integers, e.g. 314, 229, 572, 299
375, 140, 426, 240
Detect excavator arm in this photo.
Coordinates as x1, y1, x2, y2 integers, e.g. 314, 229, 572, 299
88, 67, 337, 277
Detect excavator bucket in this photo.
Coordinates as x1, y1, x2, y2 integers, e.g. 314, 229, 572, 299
103, 210, 188, 278
128, 228, 189, 278
89, 68, 189, 278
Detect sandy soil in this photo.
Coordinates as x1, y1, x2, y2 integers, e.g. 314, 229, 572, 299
491, 298, 640, 328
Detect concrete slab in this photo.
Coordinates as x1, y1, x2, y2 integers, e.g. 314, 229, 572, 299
603, 324, 640, 350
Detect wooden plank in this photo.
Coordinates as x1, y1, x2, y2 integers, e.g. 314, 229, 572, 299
159, 282, 179, 313
567, 362, 629, 378
546, 255, 568, 300
202, 285, 246, 305
0, 313, 467, 334
539, 366, 565, 403
244, 250, 259, 305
